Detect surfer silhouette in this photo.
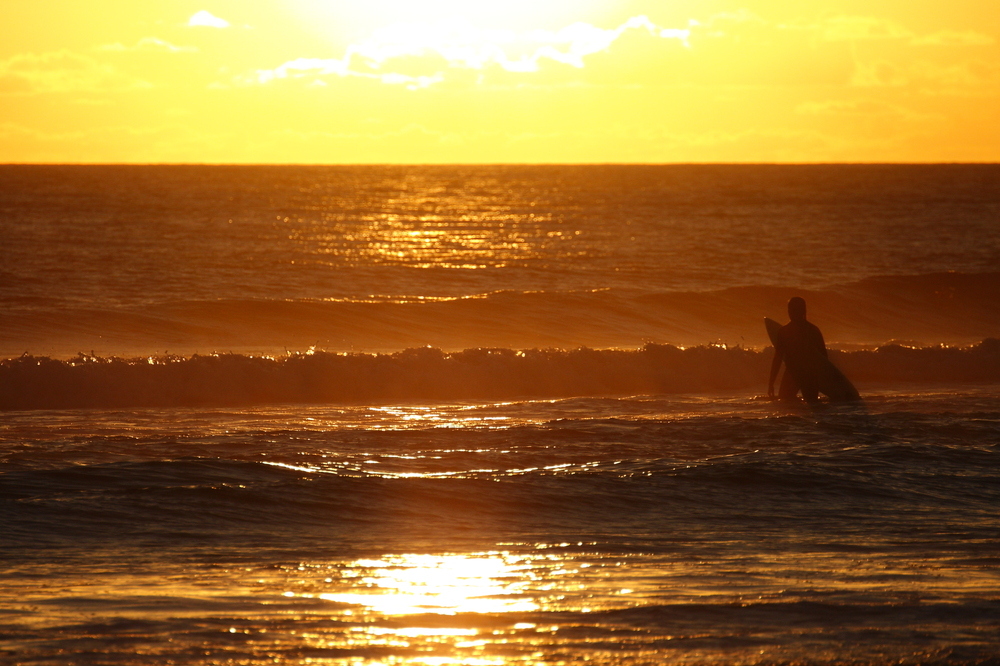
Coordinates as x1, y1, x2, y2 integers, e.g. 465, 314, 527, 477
767, 297, 827, 402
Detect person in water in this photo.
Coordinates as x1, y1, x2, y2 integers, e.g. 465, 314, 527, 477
768, 296, 827, 403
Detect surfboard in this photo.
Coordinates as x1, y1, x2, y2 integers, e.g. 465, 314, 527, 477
765, 317, 861, 402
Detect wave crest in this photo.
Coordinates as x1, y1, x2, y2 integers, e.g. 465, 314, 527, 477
3, 339, 998, 410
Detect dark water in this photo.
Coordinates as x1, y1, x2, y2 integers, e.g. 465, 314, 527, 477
2, 165, 1000, 664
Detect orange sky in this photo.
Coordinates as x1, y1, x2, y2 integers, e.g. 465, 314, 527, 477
2, 0, 998, 163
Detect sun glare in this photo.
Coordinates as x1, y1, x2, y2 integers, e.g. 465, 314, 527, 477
5, 0, 997, 162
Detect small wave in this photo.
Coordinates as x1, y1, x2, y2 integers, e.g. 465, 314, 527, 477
1, 338, 998, 410
2, 271, 998, 358
6, 438, 999, 550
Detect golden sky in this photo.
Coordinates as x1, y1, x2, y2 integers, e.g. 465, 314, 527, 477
2, 0, 998, 163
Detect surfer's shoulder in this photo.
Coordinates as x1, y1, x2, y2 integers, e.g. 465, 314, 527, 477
781, 319, 819, 333
776, 320, 796, 337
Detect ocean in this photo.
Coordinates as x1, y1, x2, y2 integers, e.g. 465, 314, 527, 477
2, 164, 1000, 665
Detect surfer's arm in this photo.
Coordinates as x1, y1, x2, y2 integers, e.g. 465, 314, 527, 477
816, 327, 828, 359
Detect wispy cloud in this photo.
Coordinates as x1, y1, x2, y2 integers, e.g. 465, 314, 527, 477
795, 99, 939, 123
99, 38, 199, 53
0, 51, 152, 95
188, 10, 230, 29
819, 16, 913, 42
912, 30, 995, 47
704, 11, 995, 48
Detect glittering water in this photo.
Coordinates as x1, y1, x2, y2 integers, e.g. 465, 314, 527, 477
2, 165, 1000, 665
5, 389, 1000, 664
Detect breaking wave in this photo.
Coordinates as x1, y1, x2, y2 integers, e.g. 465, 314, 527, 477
2, 339, 998, 410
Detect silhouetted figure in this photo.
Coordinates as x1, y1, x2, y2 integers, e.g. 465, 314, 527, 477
768, 297, 827, 403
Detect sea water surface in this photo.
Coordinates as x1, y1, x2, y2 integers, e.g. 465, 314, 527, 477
2, 165, 1000, 665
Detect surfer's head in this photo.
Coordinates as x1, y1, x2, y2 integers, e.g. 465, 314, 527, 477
787, 296, 807, 322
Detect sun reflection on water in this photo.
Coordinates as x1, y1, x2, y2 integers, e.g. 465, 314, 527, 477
369, 405, 513, 429
254, 548, 661, 663
310, 553, 542, 616
22, 544, 968, 665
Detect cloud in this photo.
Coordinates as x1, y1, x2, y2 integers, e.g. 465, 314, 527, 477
0, 51, 152, 95
668, 12, 997, 89
99, 38, 198, 53
817, 17, 995, 47
188, 10, 230, 29
847, 56, 995, 89
0, 122, 219, 163
912, 31, 995, 47
697, 13, 911, 43
819, 16, 913, 42
795, 99, 938, 123
701, 12, 995, 49
246, 57, 444, 90
796, 99, 895, 115
238, 10, 996, 93
242, 15, 691, 89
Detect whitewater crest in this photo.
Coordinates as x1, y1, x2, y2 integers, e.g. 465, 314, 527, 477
2, 340, 998, 410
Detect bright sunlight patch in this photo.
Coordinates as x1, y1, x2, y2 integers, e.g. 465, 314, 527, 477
247, 15, 692, 89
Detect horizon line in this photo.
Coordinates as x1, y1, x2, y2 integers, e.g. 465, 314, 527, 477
2, 161, 999, 167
